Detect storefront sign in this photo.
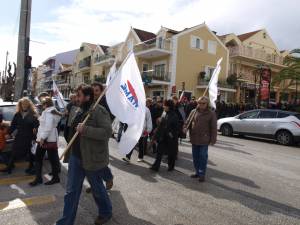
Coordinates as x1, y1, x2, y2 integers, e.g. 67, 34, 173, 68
260, 68, 271, 101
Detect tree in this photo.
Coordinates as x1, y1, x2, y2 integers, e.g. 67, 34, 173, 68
272, 49, 300, 102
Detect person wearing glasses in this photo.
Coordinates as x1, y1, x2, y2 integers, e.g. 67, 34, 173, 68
184, 96, 217, 182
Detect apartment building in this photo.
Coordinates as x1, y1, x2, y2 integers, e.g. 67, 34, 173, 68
218, 29, 286, 104
82, 23, 230, 101
53, 64, 72, 98
41, 49, 78, 94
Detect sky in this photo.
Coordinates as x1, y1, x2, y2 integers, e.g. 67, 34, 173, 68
0, 0, 299, 71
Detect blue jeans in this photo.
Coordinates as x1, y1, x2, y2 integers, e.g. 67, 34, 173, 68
56, 155, 112, 225
192, 145, 208, 176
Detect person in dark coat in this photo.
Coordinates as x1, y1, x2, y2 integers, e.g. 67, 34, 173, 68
0, 98, 39, 174
150, 100, 179, 172
150, 99, 164, 153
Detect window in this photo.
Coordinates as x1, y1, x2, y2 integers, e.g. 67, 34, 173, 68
127, 39, 133, 51
142, 64, 149, 77
154, 64, 166, 78
239, 110, 259, 119
80, 46, 84, 52
191, 36, 204, 50
205, 66, 215, 80
158, 37, 164, 49
258, 111, 277, 119
277, 112, 290, 118
208, 40, 217, 54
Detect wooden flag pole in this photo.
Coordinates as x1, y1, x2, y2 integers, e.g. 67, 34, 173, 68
59, 88, 107, 160
59, 51, 132, 161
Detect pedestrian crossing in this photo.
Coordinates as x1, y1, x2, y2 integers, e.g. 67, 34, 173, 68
0, 162, 58, 213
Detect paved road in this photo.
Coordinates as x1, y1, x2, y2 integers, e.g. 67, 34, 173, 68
0, 135, 299, 225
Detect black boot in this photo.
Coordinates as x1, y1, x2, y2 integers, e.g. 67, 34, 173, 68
44, 175, 60, 185
29, 177, 43, 186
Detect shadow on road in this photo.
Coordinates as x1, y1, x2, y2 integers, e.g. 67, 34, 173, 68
110, 151, 300, 220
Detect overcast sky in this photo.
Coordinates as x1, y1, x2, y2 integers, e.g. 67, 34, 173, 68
0, 0, 299, 70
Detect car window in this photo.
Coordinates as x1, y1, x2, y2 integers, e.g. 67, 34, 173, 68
277, 112, 290, 118
239, 111, 259, 119
0, 106, 16, 121
258, 111, 277, 119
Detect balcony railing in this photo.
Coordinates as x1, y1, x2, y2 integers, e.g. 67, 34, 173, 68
134, 38, 171, 53
198, 79, 236, 89
229, 46, 284, 65
94, 75, 107, 83
94, 54, 115, 64
142, 71, 171, 83
79, 56, 91, 69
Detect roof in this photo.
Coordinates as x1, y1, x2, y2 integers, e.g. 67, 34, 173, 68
237, 30, 262, 41
133, 28, 156, 42
99, 45, 109, 54
162, 26, 180, 34
85, 42, 98, 50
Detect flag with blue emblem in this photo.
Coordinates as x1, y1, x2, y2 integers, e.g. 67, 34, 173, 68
106, 52, 146, 155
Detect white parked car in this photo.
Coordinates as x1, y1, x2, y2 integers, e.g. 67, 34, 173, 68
217, 109, 300, 145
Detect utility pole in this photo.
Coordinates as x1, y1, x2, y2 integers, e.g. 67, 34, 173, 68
4, 51, 8, 78
14, 0, 32, 101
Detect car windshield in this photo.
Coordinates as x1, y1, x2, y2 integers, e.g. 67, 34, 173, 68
0, 105, 17, 121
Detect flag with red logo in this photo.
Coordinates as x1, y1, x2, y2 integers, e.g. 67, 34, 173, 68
106, 52, 146, 155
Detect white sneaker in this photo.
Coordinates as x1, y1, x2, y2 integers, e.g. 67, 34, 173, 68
137, 158, 143, 162
122, 157, 130, 163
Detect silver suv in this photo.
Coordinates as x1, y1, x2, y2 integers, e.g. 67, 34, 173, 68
217, 109, 300, 145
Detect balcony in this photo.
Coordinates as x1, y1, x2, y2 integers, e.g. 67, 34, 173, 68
78, 57, 91, 70
197, 80, 236, 92
94, 54, 115, 65
134, 38, 171, 59
94, 75, 107, 84
229, 46, 284, 65
142, 71, 171, 85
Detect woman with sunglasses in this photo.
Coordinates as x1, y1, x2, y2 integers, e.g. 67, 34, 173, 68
184, 96, 217, 182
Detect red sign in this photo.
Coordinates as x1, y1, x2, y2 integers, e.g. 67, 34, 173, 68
260, 68, 271, 101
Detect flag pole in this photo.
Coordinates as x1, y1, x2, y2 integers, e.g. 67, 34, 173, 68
59, 52, 132, 160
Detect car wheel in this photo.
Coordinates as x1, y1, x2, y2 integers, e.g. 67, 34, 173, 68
221, 124, 233, 137
276, 130, 294, 146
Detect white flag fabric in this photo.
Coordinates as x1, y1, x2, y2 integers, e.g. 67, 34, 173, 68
52, 80, 67, 109
106, 61, 116, 86
208, 58, 223, 109
106, 52, 146, 155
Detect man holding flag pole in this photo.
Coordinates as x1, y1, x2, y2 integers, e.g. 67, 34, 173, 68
57, 51, 146, 225
183, 58, 221, 182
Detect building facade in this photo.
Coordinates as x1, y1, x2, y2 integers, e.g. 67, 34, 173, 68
75, 24, 230, 100
218, 29, 286, 104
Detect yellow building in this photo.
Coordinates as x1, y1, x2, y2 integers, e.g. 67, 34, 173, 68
92, 24, 230, 101
218, 29, 287, 104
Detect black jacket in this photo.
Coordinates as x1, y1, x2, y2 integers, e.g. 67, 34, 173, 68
155, 110, 179, 143
9, 112, 39, 152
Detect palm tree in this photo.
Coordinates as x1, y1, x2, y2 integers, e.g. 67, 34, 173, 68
272, 49, 300, 102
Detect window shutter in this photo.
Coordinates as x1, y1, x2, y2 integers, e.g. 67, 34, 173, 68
208, 40, 217, 54
200, 38, 204, 50
191, 36, 196, 48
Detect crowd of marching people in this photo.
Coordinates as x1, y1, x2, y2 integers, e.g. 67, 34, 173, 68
0, 82, 219, 224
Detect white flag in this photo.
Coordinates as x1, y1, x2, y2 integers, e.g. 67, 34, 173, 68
208, 58, 223, 109
52, 80, 66, 109
106, 61, 117, 86
106, 52, 146, 155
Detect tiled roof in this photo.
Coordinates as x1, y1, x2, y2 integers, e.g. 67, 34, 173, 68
99, 45, 109, 53
237, 30, 262, 41
133, 28, 156, 42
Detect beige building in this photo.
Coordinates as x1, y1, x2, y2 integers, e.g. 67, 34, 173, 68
79, 24, 230, 101
218, 29, 287, 104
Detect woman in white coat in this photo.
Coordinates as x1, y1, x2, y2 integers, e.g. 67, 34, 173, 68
30, 97, 61, 186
